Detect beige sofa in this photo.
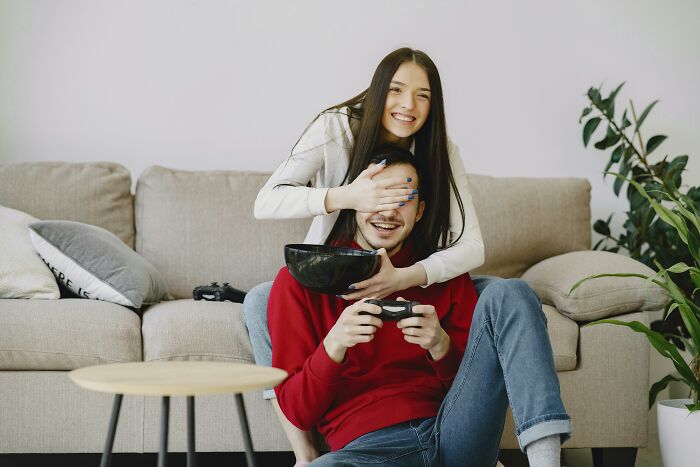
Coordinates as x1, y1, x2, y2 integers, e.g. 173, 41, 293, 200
0, 162, 657, 465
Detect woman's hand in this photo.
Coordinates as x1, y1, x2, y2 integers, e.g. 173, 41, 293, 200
323, 299, 383, 363
325, 163, 417, 213
341, 249, 410, 301
395, 297, 451, 361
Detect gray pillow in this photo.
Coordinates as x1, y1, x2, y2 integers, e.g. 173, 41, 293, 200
29, 220, 168, 309
521, 250, 669, 322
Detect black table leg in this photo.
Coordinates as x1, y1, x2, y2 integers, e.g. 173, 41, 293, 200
235, 393, 257, 467
100, 394, 123, 467
158, 396, 170, 467
187, 396, 196, 467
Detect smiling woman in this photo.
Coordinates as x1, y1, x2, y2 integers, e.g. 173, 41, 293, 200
244, 47, 488, 465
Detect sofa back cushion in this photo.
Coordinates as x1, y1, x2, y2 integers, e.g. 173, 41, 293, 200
135, 166, 310, 299
135, 167, 591, 298
0, 162, 135, 248
469, 174, 591, 278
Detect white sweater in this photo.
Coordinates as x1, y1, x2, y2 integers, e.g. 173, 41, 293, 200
254, 108, 485, 286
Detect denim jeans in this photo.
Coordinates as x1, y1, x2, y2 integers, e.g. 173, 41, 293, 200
243, 276, 571, 462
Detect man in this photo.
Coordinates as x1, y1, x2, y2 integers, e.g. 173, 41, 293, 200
268, 147, 570, 467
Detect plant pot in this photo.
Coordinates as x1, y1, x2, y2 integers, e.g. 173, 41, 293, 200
657, 399, 700, 467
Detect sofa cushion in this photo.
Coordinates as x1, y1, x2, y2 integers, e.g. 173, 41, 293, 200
522, 250, 669, 322
0, 162, 135, 248
29, 220, 169, 309
135, 166, 311, 299
468, 175, 591, 278
0, 299, 142, 370
142, 299, 254, 363
0, 205, 59, 299
142, 299, 578, 371
543, 305, 578, 371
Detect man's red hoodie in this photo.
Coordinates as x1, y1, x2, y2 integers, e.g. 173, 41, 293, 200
269, 240, 478, 451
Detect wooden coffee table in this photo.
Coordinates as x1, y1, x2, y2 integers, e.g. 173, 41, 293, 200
69, 361, 287, 467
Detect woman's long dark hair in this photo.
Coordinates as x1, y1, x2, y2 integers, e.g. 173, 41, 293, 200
290, 47, 466, 261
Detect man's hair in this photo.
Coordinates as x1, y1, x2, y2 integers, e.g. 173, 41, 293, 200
324, 144, 426, 254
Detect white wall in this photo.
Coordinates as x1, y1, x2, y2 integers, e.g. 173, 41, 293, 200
1, 0, 698, 434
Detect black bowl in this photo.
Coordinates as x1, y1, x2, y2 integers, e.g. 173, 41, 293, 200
284, 244, 380, 295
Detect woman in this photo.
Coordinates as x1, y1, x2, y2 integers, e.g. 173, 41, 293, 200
245, 47, 568, 466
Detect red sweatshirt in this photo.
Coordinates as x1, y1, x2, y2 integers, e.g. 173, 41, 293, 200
269, 240, 478, 451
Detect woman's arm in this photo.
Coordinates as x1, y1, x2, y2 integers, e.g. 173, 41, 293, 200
416, 140, 485, 286
253, 113, 335, 220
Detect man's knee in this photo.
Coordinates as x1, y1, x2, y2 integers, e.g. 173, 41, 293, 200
243, 281, 273, 329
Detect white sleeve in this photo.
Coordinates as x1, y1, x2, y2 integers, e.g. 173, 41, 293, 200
253, 113, 334, 220
416, 140, 485, 286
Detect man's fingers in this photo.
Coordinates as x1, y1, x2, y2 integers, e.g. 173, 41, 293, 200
413, 305, 436, 316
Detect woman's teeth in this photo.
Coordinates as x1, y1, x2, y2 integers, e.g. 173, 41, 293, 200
392, 113, 415, 122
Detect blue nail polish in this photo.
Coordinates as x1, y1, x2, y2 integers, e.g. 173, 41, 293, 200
399, 202, 405, 206
348, 285, 355, 290
412, 189, 418, 194
336, 294, 344, 299
408, 195, 414, 200
406, 177, 412, 182
371, 250, 378, 255
379, 159, 387, 165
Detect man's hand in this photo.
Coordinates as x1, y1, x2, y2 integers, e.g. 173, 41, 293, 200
341, 249, 419, 300
395, 297, 451, 361
323, 299, 383, 363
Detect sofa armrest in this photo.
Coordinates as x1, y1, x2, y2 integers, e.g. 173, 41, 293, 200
521, 250, 669, 322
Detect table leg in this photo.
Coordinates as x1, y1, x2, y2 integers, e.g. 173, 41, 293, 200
100, 394, 123, 467
187, 396, 196, 467
235, 393, 257, 467
158, 396, 170, 467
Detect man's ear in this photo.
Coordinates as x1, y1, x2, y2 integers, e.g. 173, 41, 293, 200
415, 200, 426, 223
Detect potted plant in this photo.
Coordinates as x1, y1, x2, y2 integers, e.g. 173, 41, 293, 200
576, 84, 700, 466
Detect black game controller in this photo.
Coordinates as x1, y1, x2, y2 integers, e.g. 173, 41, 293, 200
193, 282, 247, 303
361, 299, 422, 321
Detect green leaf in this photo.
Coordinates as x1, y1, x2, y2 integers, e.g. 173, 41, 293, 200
666, 262, 692, 274
608, 82, 626, 101
593, 219, 611, 236
570, 273, 653, 294
579, 107, 592, 123
610, 144, 624, 163
614, 161, 630, 196
621, 109, 632, 129
646, 135, 668, 155
595, 132, 622, 150
649, 374, 683, 409
583, 117, 602, 147
690, 270, 700, 291
593, 238, 606, 250
636, 100, 659, 131
588, 87, 602, 105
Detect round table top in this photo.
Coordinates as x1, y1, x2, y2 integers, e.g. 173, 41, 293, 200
69, 361, 288, 396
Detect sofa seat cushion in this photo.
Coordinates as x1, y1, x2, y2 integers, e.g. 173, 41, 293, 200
543, 305, 578, 371
0, 299, 142, 370
142, 300, 254, 363
142, 300, 578, 372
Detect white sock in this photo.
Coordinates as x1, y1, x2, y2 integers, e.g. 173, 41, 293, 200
526, 434, 561, 467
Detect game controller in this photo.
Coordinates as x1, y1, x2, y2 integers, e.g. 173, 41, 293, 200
193, 282, 247, 303
361, 299, 422, 321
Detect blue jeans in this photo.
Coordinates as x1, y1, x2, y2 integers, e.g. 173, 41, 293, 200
243, 276, 571, 462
